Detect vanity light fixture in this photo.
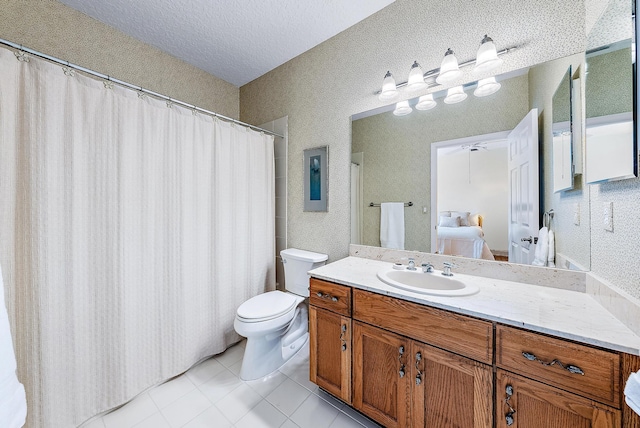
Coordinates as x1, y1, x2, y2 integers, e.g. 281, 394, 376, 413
443, 86, 467, 104
379, 71, 399, 101
393, 100, 413, 116
415, 94, 437, 110
473, 77, 501, 97
407, 61, 428, 91
435, 48, 463, 84
473, 35, 504, 73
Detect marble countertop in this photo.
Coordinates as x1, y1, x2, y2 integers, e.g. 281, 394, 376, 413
309, 256, 640, 355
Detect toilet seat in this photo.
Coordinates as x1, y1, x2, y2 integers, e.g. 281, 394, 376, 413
236, 291, 301, 323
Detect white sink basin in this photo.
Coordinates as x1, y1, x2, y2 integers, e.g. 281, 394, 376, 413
377, 268, 479, 297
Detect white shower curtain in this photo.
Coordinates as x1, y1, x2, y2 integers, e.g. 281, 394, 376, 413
0, 46, 275, 427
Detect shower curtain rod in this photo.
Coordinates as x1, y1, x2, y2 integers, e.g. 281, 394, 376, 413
0, 38, 285, 139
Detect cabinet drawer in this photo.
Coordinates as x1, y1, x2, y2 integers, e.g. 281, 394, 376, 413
309, 278, 351, 316
496, 324, 620, 407
353, 289, 493, 364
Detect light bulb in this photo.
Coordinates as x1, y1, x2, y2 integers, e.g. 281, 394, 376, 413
407, 61, 427, 91
444, 86, 467, 104
473, 35, 504, 73
415, 94, 437, 111
393, 100, 412, 116
436, 48, 462, 84
474, 77, 501, 97
379, 71, 398, 101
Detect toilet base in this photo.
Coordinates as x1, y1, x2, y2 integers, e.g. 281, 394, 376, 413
238, 305, 309, 381
239, 333, 308, 381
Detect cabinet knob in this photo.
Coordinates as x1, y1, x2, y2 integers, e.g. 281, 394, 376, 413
316, 292, 323, 297
331, 296, 338, 302
505, 412, 514, 426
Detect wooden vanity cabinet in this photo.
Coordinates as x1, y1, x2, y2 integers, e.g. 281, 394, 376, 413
496, 369, 621, 428
352, 321, 411, 428
351, 290, 494, 428
496, 324, 624, 427
309, 278, 640, 428
411, 340, 493, 428
309, 280, 352, 404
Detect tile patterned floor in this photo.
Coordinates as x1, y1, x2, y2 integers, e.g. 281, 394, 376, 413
81, 340, 381, 428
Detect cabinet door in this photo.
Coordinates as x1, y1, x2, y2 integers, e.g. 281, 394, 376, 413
353, 321, 411, 428
496, 370, 621, 428
411, 341, 493, 428
309, 306, 351, 404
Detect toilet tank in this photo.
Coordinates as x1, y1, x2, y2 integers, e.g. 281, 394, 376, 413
280, 248, 328, 297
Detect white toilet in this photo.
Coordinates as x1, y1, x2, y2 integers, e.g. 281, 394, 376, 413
234, 248, 328, 381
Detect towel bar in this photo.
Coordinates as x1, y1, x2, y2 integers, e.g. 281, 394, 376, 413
369, 202, 413, 207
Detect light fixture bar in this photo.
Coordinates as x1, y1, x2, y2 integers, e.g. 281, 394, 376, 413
373, 45, 519, 95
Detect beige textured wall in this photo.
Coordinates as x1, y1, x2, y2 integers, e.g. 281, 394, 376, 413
1, 0, 239, 118
351, 74, 528, 253
240, 0, 585, 262
586, 48, 633, 118
529, 53, 591, 271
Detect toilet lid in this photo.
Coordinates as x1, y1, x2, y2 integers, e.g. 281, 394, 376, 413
237, 291, 299, 321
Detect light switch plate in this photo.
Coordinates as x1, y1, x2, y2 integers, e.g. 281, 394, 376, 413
603, 202, 613, 231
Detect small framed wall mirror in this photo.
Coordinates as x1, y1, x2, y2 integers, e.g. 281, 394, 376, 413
584, 0, 638, 184
552, 66, 574, 192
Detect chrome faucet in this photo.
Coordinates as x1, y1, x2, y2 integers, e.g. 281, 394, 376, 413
442, 262, 456, 277
421, 263, 434, 273
407, 258, 417, 271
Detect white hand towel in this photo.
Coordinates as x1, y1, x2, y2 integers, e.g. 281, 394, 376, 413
531, 227, 549, 266
380, 202, 405, 250
625, 371, 640, 416
0, 262, 27, 428
547, 229, 556, 268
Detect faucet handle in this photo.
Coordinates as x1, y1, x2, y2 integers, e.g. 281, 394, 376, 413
407, 258, 417, 271
442, 262, 456, 277
421, 263, 434, 273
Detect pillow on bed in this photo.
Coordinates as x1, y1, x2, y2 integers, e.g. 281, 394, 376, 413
439, 211, 451, 218
439, 216, 461, 228
450, 211, 470, 226
469, 213, 480, 227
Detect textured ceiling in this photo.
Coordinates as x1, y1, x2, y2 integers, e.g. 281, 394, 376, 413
57, 0, 395, 87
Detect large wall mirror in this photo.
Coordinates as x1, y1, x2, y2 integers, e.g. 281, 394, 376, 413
349, 0, 637, 272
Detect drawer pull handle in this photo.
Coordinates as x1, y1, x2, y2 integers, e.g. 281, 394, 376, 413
415, 351, 423, 386
339, 324, 347, 352
315, 292, 339, 302
504, 384, 516, 426
398, 346, 406, 378
522, 352, 585, 375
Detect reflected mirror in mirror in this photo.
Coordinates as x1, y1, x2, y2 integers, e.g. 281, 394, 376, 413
552, 66, 574, 192
351, 54, 592, 271
585, 0, 637, 183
